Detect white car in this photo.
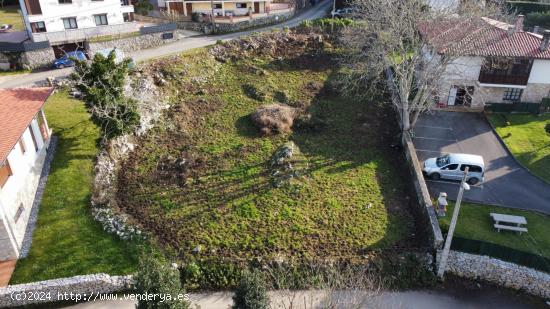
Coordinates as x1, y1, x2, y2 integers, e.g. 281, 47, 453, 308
331, 8, 354, 18
423, 153, 485, 185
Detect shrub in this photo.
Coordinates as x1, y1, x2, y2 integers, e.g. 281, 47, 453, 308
72, 50, 140, 139
250, 104, 297, 135
525, 10, 550, 29
232, 270, 270, 309
545, 122, 550, 135
134, 252, 190, 309
507, 1, 550, 14
134, 0, 154, 15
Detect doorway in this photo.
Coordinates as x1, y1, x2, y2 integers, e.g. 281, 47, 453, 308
448, 86, 474, 106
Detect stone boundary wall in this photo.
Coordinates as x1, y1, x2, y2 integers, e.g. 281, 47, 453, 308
439, 250, 550, 298
402, 132, 444, 250
87, 29, 188, 55
0, 274, 132, 308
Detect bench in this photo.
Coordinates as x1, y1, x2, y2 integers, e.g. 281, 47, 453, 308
494, 224, 528, 235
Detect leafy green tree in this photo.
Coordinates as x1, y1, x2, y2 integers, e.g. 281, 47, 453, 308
72, 51, 140, 139
134, 0, 154, 15
232, 269, 270, 309
134, 252, 190, 309
525, 11, 550, 29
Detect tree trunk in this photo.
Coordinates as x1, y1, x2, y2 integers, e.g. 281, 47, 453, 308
402, 102, 410, 132
410, 109, 420, 130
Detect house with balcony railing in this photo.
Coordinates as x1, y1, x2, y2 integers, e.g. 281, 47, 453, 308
18, 0, 137, 50
422, 15, 550, 108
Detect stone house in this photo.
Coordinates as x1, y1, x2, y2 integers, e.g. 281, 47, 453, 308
0, 88, 53, 261
423, 15, 550, 109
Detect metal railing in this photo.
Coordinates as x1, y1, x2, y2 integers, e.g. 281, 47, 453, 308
31, 22, 139, 43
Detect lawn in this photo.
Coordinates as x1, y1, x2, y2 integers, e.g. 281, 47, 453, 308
487, 113, 550, 183
0, 5, 23, 30
117, 42, 416, 263
439, 202, 550, 259
10, 91, 141, 284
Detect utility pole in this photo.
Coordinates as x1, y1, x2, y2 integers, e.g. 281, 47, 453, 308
437, 166, 470, 280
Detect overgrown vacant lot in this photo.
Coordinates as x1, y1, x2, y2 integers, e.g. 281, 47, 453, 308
118, 33, 415, 262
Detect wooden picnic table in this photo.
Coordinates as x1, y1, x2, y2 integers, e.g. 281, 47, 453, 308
490, 213, 527, 226
490, 213, 528, 234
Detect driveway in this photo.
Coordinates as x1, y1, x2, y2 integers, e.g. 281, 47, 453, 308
0, 0, 332, 89
413, 111, 550, 215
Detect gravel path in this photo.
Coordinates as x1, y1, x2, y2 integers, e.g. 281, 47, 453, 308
20, 136, 58, 257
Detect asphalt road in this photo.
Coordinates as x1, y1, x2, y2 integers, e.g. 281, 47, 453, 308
414, 111, 550, 215
0, 1, 332, 89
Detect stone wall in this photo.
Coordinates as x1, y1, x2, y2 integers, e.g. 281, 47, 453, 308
87, 29, 187, 55
0, 274, 132, 308
439, 250, 550, 298
402, 132, 444, 250
21, 48, 56, 70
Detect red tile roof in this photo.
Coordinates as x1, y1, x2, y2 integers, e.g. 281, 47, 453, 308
0, 88, 53, 164
421, 17, 550, 59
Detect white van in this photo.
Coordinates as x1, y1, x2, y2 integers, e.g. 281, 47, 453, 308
423, 153, 485, 185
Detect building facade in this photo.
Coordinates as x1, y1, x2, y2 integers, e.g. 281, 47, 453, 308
425, 16, 550, 108
164, 0, 270, 18
0, 88, 53, 261
18, 0, 136, 46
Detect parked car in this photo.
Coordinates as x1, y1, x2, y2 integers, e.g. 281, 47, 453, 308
423, 153, 485, 185
94, 48, 135, 69
331, 8, 354, 18
52, 51, 87, 69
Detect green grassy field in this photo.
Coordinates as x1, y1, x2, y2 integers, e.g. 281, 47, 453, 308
118, 47, 415, 262
0, 5, 23, 30
11, 91, 140, 284
439, 202, 549, 259
487, 113, 550, 183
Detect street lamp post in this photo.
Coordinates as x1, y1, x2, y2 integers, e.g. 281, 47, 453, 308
437, 166, 470, 280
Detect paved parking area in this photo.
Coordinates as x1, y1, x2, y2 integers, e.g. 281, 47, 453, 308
413, 111, 550, 215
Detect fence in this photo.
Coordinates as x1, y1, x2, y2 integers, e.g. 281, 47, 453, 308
0, 41, 50, 52
139, 23, 177, 34
484, 101, 549, 114
451, 237, 550, 273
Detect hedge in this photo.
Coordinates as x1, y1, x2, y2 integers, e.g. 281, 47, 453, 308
507, 1, 550, 14
484, 102, 543, 114
451, 237, 550, 273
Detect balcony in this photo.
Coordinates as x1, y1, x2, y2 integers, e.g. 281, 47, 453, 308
31, 22, 139, 44
478, 71, 529, 86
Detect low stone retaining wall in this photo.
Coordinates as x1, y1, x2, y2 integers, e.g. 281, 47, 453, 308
0, 274, 132, 308
439, 250, 550, 298
87, 29, 188, 55
402, 131, 444, 250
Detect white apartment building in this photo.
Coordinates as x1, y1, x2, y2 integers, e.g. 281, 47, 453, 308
18, 0, 136, 46
0, 88, 53, 261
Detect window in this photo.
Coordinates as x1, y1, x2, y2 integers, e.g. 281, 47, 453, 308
442, 164, 459, 171
123, 12, 134, 22
14, 204, 24, 223
212, 3, 222, 8
94, 14, 108, 26
236, 3, 247, 8
503, 88, 523, 102
0, 160, 12, 188
460, 165, 483, 173
29, 125, 38, 151
19, 138, 26, 154
30, 21, 46, 33
63, 17, 78, 29
58, 0, 72, 3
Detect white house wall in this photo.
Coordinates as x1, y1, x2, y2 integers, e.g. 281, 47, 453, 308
0, 115, 50, 261
24, 0, 129, 32
528, 59, 550, 84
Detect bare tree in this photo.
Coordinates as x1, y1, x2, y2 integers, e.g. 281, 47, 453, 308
264, 263, 389, 309
339, 0, 514, 132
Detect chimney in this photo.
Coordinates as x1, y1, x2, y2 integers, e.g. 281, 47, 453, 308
515, 15, 524, 32
508, 25, 516, 37
533, 26, 540, 34
541, 30, 550, 52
